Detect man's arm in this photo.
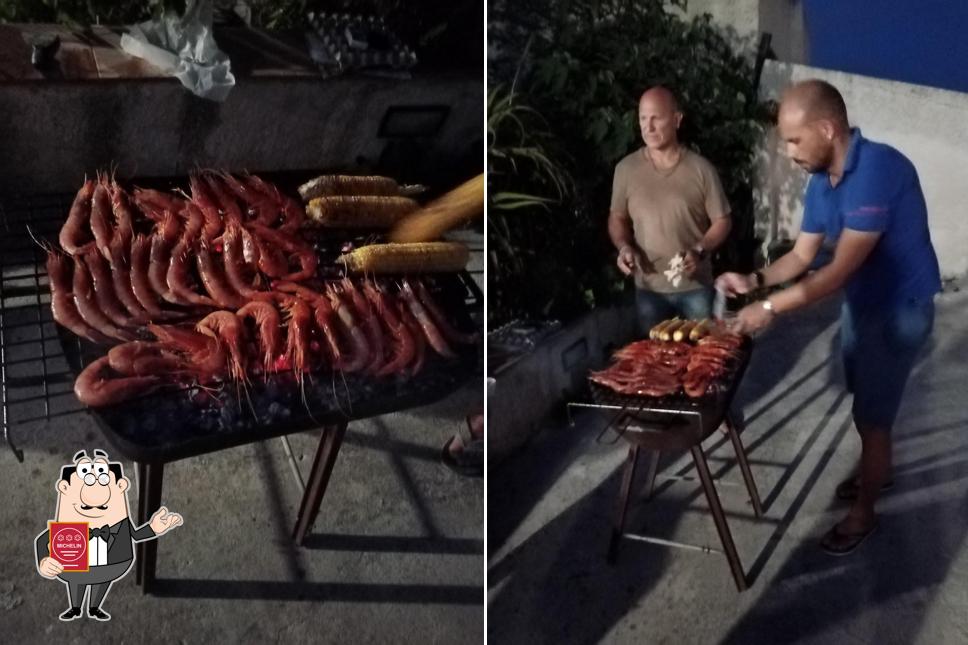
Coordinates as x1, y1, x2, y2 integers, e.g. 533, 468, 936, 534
768, 229, 881, 314
608, 209, 640, 276
716, 232, 825, 296
698, 215, 732, 254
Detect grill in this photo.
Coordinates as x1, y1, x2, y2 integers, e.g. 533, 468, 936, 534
0, 176, 481, 591
567, 337, 763, 591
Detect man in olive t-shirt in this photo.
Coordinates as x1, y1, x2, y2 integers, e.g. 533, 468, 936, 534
607, 86, 732, 333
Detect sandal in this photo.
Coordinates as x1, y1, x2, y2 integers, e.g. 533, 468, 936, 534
835, 476, 895, 501
441, 415, 484, 478
820, 521, 878, 556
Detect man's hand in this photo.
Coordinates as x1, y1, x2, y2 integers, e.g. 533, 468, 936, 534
731, 301, 775, 334
715, 272, 756, 297
616, 245, 640, 276
149, 506, 183, 536
38, 556, 64, 579
682, 249, 702, 278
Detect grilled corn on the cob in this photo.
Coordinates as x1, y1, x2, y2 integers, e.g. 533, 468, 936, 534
337, 242, 470, 274
298, 174, 401, 201
305, 195, 419, 228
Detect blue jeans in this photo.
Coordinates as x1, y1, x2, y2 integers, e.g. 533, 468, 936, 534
635, 287, 714, 336
841, 298, 934, 428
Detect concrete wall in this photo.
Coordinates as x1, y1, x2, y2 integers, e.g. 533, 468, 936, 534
0, 74, 484, 196
755, 60, 968, 278
680, 0, 806, 61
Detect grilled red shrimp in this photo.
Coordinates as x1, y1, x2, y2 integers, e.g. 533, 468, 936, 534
272, 281, 347, 368
236, 300, 282, 375
108, 341, 189, 376
72, 253, 136, 342
149, 212, 184, 301
363, 282, 415, 377
131, 235, 170, 319
203, 173, 244, 226
222, 221, 272, 301
248, 224, 316, 282
251, 232, 288, 277
89, 179, 114, 261
217, 171, 276, 225
243, 174, 284, 227
132, 187, 187, 222
190, 174, 224, 241
106, 235, 153, 322
196, 311, 247, 382
148, 324, 227, 380
411, 279, 479, 344
197, 237, 246, 309
82, 248, 140, 328
108, 178, 135, 250
277, 193, 305, 233
59, 180, 96, 256
342, 278, 384, 372
276, 295, 314, 377
165, 241, 217, 308
395, 299, 426, 375
325, 284, 370, 372
74, 356, 163, 407
399, 281, 456, 358
47, 252, 113, 344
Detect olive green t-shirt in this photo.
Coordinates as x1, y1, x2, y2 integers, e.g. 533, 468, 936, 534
609, 147, 730, 293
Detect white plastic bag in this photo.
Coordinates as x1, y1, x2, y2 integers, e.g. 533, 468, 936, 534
120, 0, 235, 102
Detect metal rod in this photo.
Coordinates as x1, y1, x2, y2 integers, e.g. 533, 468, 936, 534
0, 265, 24, 461
623, 533, 722, 554
279, 434, 305, 494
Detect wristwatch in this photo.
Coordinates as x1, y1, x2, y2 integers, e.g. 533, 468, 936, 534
761, 299, 776, 314
691, 244, 706, 260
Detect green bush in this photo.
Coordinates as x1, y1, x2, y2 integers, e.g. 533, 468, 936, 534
488, 0, 770, 327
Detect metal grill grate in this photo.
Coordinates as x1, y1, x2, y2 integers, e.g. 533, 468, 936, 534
0, 188, 483, 463
0, 193, 88, 461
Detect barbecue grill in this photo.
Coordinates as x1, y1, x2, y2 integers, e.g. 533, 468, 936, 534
0, 175, 482, 592
568, 337, 763, 591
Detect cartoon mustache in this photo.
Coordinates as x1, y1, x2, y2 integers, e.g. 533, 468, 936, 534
80, 504, 108, 510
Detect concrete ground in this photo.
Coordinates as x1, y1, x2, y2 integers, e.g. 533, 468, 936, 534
1, 381, 483, 643
488, 287, 968, 645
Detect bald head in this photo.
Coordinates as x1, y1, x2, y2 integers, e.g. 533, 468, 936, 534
779, 79, 848, 131
638, 86, 683, 150
639, 86, 680, 113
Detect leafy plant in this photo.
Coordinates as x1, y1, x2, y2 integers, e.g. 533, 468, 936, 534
488, 0, 770, 327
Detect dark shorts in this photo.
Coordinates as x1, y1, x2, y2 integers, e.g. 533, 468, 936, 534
635, 287, 714, 336
840, 298, 934, 428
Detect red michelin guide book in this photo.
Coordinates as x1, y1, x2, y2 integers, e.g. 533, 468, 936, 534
49, 522, 89, 572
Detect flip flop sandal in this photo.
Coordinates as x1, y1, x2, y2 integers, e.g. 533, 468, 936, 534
820, 521, 878, 556
441, 416, 484, 478
835, 476, 895, 501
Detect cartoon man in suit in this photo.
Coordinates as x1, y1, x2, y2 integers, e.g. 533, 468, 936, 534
35, 449, 183, 621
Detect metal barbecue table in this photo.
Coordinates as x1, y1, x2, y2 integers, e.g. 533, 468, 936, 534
0, 184, 482, 593
568, 339, 763, 591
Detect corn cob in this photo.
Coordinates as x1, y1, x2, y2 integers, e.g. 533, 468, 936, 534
337, 242, 470, 274
660, 319, 687, 342
689, 319, 712, 342
298, 174, 401, 200
673, 320, 698, 342
650, 317, 678, 340
305, 195, 419, 228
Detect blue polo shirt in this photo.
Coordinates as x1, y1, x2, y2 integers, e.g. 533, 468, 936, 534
800, 128, 941, 311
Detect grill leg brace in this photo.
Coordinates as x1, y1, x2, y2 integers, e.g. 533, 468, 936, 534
135, 460, 164, 594
691, 445, 748, 591
725, 412, 763, 517
608, 445, 640, 564
292, 421, 348, 546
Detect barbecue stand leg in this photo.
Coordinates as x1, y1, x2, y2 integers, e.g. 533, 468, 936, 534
691, 445, 747, 591
608, 445, 640, 564
724, 413, 763, 518
292, 421, 348, 546
135, 461, 164, 594
642, 450, 660, 501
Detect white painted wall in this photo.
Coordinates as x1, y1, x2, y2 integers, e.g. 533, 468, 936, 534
755, 61, 968, 278
678, 0, 807, 61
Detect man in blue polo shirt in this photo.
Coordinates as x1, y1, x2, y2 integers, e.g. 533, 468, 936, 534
716, 79, 941, 555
